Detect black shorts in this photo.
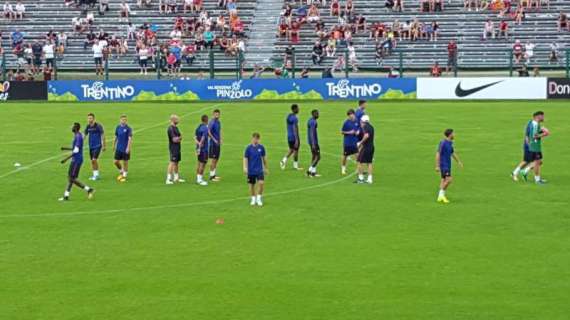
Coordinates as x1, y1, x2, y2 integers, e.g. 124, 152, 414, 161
89, 147, 102, 160
46, 58, 54, 67
26, 58, 32, 65
247, 173, 264, 184
139, 59, 148, 67
170, 148, 181, 163
288, 140, 300, 151
209, 144, 221, 159
33, 56, 42, 66
357, 147, 374, 163
310, 144, 320, 157
197, 150, 208, 163
343, 145, 358, 156
114, 150, 130, 161
529, 151, 543, 161
523, 147, 533, 163
440, 168, 451, 179
94, 57, 102, 65
68, 161, 82, 179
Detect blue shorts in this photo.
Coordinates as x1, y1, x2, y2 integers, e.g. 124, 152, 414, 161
209, 144, 221, 159
343, 145, 358, 156
68, 161, 82, 179
90, 147, 102, 160
523, 146, 533, 163
114, 150, 130, 161
440, 168, 451, 179
197, 150, 208, 163
247, 173, 264, 184
288, 139, 300, 151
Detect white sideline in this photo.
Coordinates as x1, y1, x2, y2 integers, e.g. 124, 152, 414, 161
0, 104, 221, 180
0, 151, 360, 219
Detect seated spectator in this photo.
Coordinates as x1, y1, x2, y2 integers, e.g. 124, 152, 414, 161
216, 14, 227, 34
31, 40, 42, 73
204, 28, 215, 49
43, 66, 53, 81
394, 0, 404, 12
137, 0, 152, 8
227, 0, 237, 15
108, 35, 121, 57
182, 42, 196, 65
99, 0, 110, 15
193, 0, 203, 12
300, 67, 309, 79
464, 0, 478, 11
84, 31, 96, 50
410, 19, 420, 41
14, 0, 24, 20
558, 12, 569, 32
166, 51, 177, 76
400, 20, 409, 40
232, 17, 245, 37
325, 37, 336, 57
499, 20, 509, 39
434, 0, 443, 11
387, 66, 400, 78
166, 0, 177, 14
385, 0, 394, 10
183, 0, 192, 13
170, 28, 182, 40
86, 11, 95, 25
345, 0, 354, 15
513, 6, 525, 25
3, 1, 14, 20
311, 40, 324, 65
57, 31, 68, 58
490, 0, 504, 11
431, 21, 440, 41
480, 0, 489, 10
288, 21, 300, 43
330, 0, 340, 16
278, 20, 288, 38
512, 39, 523, 63
420, 0, 430, 12
483, 19, 495, 40
549, 42, 559, 64
10, 29, 24, 48
159, 0, 167, 14
430, 62, 442, 77
356, 14, 366, 33
308, 4, 320, 23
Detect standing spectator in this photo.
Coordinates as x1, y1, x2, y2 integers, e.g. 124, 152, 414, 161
14, 0, 24, 19
483, 19, 495, 40
92, 39, 104, 76
99, 0, 110, 15
347, 42, 358, 72
127, 22, 136, 40
31, 40, 43, 74
512, 39, 523, 64
43, 66, 53, 81
434, 0, 443, 11
183, 0, 192, 13
330, 0, 340, 16
524, 41, 535, 64
42, 41, 55, 69
430, 61, 442, 77
84, 31, 96, 50
3, 1, 14, 20
57, 31, 68, 58
11, 29, 24, 48
446, 40, 457, 73
558, 12, 568, 32
22, 44, 32, 73
138, 44, 149, 74
431, 21, 440, 41
345, 0, 354, 15
394, 0, 404, 12
548, 42, 559, 64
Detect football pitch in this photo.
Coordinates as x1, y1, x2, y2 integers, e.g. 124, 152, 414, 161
0, 100, 568, 319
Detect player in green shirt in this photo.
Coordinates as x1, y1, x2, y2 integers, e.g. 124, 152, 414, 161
527, 111, 548, 184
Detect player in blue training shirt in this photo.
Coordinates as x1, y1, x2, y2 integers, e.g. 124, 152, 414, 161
355, 99, 367, 124
435, 129, 463, 204
208, 109, 222, 182
511, 116, 536, 182
243, 132, 268, 206
280, 104, 302, 171
59, 122, 94, 201
113, 114, 132, 182
84, 113, 105, 181
194, 114, 209, 186
341, 109, 360, 175
306, 109, 321, 177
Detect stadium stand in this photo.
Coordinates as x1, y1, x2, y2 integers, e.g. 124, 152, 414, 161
0, 0, 569, 75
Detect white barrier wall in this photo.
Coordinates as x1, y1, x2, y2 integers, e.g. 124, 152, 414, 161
418, 78, 547, 100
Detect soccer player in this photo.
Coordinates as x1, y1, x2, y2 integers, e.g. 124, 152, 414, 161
511, 116, 535, 182
84, 113, 105, 180
59, 122, 95, 201
194, 114, 209, 186
355, 115, 375, 184
113, 114, 132, 182
527, 111, 547, 184
341, 109, 360, 175
166, 114, 185, 184
435, 129, 463, 204
208, 109, 222, 181
306, 109, 321, 177
280, 104, 302, 170
355, 99, 367, 124
243, 132, 268, 206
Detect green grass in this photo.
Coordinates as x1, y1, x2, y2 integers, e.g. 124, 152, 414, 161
0, 101, 569, 319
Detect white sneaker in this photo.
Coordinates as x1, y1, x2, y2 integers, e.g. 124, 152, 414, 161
166, 180, 174, 185
89, 176, 96, 181
175, 178, 186, 183
256, 199, 263, 207
280, 160, 286, 170
250, 198, 256, 206
197, 180, 208, 186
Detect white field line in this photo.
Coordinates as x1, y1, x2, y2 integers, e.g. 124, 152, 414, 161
0, 104, 221, 179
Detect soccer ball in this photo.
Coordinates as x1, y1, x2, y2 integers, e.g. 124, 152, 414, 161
542, 127, 550, 137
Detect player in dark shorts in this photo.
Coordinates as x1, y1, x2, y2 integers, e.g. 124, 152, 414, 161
341, 109, 360, 175
84, 113, 105, 180
208, 109, 222, 181
435, 129, 463, 204
166, 114, 185, 184
355, 115, 375, 184
59, 122, 94, 201
280, 104, 302, 171
306, 109, 321, 177
194, 114, 209, 186
113, 114, 133, 182
511, 118, 535, 182
243, 132, 268, 206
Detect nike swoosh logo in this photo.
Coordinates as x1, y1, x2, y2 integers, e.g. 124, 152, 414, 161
455, 80, 503, 97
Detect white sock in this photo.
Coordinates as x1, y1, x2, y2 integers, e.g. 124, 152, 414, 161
122, 171, 128, 177
256, 195, 262, 201
210, 169, 216, 177
523, 167, 531, 175
251, 196, 256, 202
534, 175, 541, 182
513, 167, 520, 175
367, 175, 373, 183
282, 156, 287, 163
173, 173, 179, 180
438, 189, 445, 197
358, 174, 364, 180
342, 165, 346, 172
197, 174, 202, 182
93, 170, 99, 177
167, 173, 172, 181
293, 161, 299, 169
64, 190, 70, 197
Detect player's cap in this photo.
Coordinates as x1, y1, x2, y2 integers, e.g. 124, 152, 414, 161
361, 115, 370, 123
